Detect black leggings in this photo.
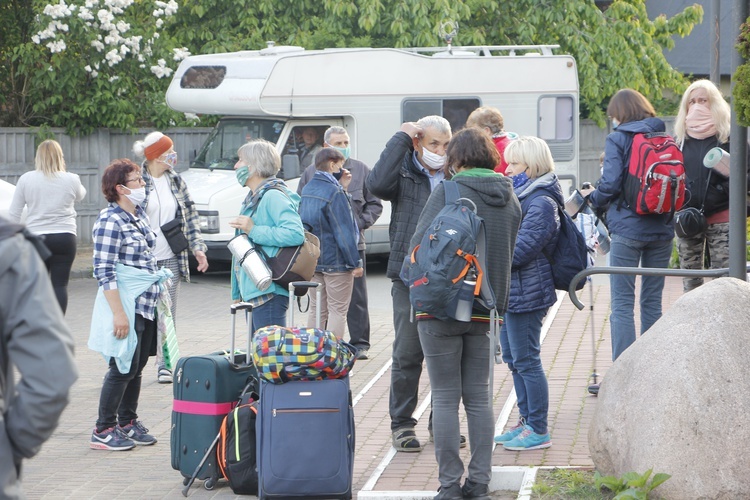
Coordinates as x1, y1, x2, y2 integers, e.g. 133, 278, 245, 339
42, 232, 77, 314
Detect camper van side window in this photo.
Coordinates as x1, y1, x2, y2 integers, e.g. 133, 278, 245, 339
402, 98, 479, 131
538, 96, 574, 141
180, 66, 227, 89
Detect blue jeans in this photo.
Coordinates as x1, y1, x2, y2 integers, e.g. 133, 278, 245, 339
251, 294, 289, 331
609, 234, 673, 360
500, 308, 549, 435
97, 314, 155, 430
418, 319, 493, 488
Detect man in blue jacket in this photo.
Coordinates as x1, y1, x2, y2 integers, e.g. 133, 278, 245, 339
366, 116, 459, 452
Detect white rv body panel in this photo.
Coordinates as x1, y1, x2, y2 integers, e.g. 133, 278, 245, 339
166, 45, 579, 262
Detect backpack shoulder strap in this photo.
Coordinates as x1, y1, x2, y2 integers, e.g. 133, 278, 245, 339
443, 180, 460, 204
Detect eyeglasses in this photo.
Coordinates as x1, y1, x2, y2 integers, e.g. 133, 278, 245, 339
125, 176, 144, 184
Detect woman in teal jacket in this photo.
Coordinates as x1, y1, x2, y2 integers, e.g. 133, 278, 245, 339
229, 140, 305, 330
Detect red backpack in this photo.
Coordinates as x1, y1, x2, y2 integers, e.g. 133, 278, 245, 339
621, 132, 686, 218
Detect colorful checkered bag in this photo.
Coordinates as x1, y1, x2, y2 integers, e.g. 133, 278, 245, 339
251, 326, 356, 384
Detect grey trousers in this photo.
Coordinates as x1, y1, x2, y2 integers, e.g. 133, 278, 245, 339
389, 279, 424, 431
418, 318, 493, 488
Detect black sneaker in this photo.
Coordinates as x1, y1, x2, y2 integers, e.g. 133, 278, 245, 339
119, 420, 157, 445
462, 479, 490, 500
434, 483, 463, 500
90, 426, 135, 451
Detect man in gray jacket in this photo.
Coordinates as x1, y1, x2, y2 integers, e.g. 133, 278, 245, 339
0, 218, 78, 498
297, 126, 383, 359
366, 116, 457, 452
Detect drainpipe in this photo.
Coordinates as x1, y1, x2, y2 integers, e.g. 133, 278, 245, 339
710, 0, 720, 85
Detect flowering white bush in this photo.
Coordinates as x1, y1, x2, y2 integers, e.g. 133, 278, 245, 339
31, 0, 186, 79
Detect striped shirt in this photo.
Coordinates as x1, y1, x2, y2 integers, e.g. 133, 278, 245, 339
93, 204, 159, 320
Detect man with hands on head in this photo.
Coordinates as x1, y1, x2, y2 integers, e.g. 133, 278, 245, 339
297, 126, 383, 359
367, 116, 465, 453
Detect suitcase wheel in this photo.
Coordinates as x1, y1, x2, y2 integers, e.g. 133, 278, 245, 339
203, 477, 216, 490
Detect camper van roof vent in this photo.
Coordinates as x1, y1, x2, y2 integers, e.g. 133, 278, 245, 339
260, 42, 305, 56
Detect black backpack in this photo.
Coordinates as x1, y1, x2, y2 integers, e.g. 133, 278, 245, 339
526, 192, 589, 291
217, 394, 258, 495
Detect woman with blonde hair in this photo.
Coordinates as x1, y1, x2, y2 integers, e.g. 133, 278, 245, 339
9, 139, 86, 314
672, 80, 732, 292
133, 131, 208, 383
492, 136, 561, 453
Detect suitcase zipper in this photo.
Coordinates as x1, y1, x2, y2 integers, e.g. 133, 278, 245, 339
272, 408, 339, 417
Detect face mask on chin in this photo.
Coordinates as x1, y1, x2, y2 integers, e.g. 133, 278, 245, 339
510, 171, 530, 189
420, 145, 446, 170
121, 186, 146, 206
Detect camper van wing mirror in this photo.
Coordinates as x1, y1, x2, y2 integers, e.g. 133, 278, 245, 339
282, 154, 301, 180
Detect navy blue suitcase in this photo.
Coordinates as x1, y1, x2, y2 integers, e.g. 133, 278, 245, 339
256, 282, 354, 499
171, 303, 258, 490
257, 377, 354, 499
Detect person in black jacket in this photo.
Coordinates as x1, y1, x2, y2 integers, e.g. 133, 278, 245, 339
366, 115, 453, 452
672, 79, 732, 292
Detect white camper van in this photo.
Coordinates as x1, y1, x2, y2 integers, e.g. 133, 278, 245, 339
166, 43, 580, 263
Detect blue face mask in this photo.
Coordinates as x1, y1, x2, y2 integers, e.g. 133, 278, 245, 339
332, 145, 350, 160
236, 165, 250, 186
511, 171, 529, 189
612, 118, 620, 129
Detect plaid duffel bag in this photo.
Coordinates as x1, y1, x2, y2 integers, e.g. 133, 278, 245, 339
252, 326, 356, 384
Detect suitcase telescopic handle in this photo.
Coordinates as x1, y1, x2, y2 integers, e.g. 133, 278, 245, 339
230, 302, 253, 365
289, 281, 319, 289
230, 302, 253, 314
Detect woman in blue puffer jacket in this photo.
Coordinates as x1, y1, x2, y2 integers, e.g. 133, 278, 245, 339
493, 136, 561, 452
581, 89, 674, 369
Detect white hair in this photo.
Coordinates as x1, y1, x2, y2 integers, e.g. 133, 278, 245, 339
416, 115, 451, 135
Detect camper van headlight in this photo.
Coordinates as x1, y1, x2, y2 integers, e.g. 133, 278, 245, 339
198, 210, 220, 234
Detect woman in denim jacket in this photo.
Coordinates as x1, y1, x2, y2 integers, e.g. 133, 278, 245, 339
229, 140, 305, 331
299, 148, 363, 339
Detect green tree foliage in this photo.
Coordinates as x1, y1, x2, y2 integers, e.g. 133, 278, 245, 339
0, 0, 703, 133
733, 19, 750, 126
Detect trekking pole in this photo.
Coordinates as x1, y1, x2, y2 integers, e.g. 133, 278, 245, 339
586, 276, 600, 395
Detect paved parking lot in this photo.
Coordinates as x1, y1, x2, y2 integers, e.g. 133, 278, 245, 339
19, 251, 685, 498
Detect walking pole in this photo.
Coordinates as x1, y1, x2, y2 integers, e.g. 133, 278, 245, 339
586, 276, 600, 395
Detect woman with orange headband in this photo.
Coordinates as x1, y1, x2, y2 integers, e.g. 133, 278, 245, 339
133, 131, 208, 384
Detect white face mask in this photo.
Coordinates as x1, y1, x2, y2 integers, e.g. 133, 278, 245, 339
421, 146, 446, 170
122, 186, 147, 206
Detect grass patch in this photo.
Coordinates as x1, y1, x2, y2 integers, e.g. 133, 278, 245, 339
531, 468, 615, 499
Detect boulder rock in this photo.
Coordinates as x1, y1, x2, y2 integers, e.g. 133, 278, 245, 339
589, 277, 750, 499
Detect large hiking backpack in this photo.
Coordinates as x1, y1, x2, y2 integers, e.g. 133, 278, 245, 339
217, 395, 258, 495
530, 192, 589, 291
622, 132, 686, 218
399, 181, 496, 321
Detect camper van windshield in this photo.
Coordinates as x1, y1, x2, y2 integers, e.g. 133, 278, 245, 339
191, 118, 285, 170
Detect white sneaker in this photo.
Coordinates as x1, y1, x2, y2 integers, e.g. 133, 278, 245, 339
158, 367, 173, 384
